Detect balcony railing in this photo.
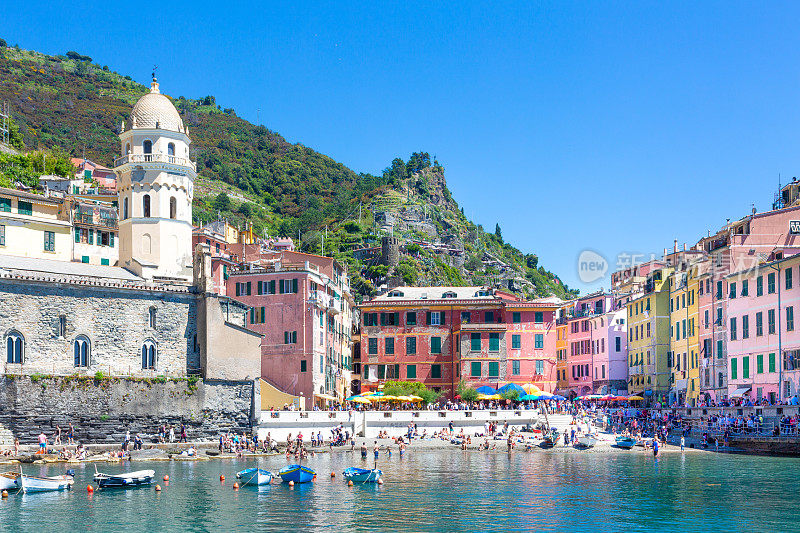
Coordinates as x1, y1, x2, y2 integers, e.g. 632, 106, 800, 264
75, 212, 118, 229
114, 153, 196, 171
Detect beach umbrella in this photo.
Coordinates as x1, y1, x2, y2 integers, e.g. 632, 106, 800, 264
350, 397, 370, 404
627, 395, 645, 401
408, 395, 424, 402
476, 393, 503, 401
552, 395, 567, 401
497, 383, 526, 395
522, 383, 541, 394
476, 386, 497, 395
519, 394, 542, 401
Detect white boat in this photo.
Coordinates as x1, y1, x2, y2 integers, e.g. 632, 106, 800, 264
18, 472, 73, 493
236, 468, 273, 486
0, 471, 19, 491
576, 434, 597, 448
93, 469, 155, 488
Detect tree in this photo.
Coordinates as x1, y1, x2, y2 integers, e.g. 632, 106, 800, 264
237, 201, 253, 217
0, 38, 6, 48
66, 50, 92, 62
525, 254, 538, 269
383, 158, 406, 186
495, 223, 503, 241
456, 380, 479, 402
213, 192, 231, 212
7, 117, 24, 150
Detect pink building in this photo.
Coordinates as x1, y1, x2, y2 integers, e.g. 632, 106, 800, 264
565, 292, 609, 397
590, 307, 628, 395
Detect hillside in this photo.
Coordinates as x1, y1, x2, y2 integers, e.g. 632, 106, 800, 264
0, 42, 578, 301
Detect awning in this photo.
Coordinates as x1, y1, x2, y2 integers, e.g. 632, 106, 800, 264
731, 386, 751, 398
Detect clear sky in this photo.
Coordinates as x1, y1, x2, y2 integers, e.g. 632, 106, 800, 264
3, 2, 800, 293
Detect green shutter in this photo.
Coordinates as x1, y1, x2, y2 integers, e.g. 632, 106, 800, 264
292, 278, 298, 293
75, 228, 80, 243
757, 354, 763, 374
743, 356, 750, 379
488, 361, 499, 377
471, 361, 481, 377
512, 334, 521, 349
471, 333, 481, 351
109, 232, 114, 247
88, 228, 93, 244
101, 258, 109, 266
731, 358, 737, 380
407, 364, 416, 379
426, 311, 432, 325
489, 333, 499, 352
431, 336, 442, 354
431, 364, 441, 379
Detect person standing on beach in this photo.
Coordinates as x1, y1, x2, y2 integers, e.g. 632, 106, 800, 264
374, 441, 379, 460
54, 425, 62, 445
361, 442, 368, 459
680, 435, 685, 451
38, 431, 47, 454
653, 437, 659, 458
180, 424, 187, 443
68, 423, 75, 445
169, 425, 175, 443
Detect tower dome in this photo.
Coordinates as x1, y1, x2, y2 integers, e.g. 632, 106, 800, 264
129, 79, 185, 132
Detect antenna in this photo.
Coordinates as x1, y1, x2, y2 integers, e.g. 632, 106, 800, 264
0, 101, 9, 147
152, 65, 158, 81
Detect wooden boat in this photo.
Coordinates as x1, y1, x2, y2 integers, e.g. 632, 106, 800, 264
93, 469, 155, 488
0, 471, 19, 491
540, 429, 560, 448
278, 464, 315, 484
236, 468, 273, 486
615, 436, 637, 449
575, 434, 597, 448
342, 467, 382, 483
18, 472, 73, 493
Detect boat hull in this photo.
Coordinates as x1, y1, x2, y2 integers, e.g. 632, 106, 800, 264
0, 472, 19, 491
236, 468, 273, 486
278, 465, 315, 484
615, 438, 636, 449
576, 436, 597, 448
20, 474, 73, 493
94, 470, 155, 488
342, 467, 382, 483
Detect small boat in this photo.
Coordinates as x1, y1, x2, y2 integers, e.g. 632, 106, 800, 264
615, 436, 637, 449
342, 467, 382, 483
540, 429, 560, 448
278, 464, 315, 484
236, 468, 273, 486
0, 471, 19, 491
575, 434, 597, 448
93, 469, 155, 488
18, 472, 73, 493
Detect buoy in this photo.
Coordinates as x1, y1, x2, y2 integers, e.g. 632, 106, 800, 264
313, 474, 317, 480
163, 475, 169, 481
155, 484, 162, 492
86, 485, 94, 493
288, 480, 295, 487
347, 480, 353, 487
378, 479, 384, 485
233, 482, 239, 490
1, 490, 8, 498
220, 475, 225, 482
330, 472, 335, 478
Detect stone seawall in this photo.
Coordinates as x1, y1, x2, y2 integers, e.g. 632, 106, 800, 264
0, 375, 257, 444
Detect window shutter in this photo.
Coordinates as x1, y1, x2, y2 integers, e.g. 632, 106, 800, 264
394, 312, 399, 325
88, 229, 94, 245
380, 312, 386, 326
260, 307, 265, 323
109, 232, 114, 247
440, 311, 446, 325
426, 311, 432, 325
292, 331, 297, 343
293, 278, 298, 293
284, 331, 289, 344
75, 228, 80, 243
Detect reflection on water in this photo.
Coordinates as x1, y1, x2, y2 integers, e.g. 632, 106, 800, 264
0, 449, 797, 532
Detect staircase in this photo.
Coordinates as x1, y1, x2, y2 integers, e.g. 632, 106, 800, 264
0, 423, 15, 446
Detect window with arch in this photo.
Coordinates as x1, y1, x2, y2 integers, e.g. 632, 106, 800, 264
149, 307, 157, 329
143, 140, 152, 154
168, 143, 175, 162
142, 340, 157, 370
123, 197, 129, 220
143, 194, 151, 218
169, 197, 176, 219
126, 143, 131, 155
6, 331, 23, 364
74, 335, 90, 367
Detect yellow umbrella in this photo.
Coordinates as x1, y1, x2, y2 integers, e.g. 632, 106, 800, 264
627, 395, 645, 401
522, 384, 542, 394
477, 394, 503, 400
395, 396, 413, 402
408, 395, 424, 402
350, 397, 371, 404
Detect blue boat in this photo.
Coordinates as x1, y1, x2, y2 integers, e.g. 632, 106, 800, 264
278, 464, 315, 484
342, 467, 382, 483
236, 468, 273, 486
615, 436, 637, 449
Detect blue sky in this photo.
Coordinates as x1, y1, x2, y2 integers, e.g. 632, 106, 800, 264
3, 2, 800, 293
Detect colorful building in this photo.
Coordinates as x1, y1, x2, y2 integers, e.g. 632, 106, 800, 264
0, 187, 73, 262
668, 256, 701, 406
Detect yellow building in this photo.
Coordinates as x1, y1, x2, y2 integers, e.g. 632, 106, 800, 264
0, 187, 72, 262
555, 303, 570, 392
668, 263, 701, 406
626, 266, 673, 402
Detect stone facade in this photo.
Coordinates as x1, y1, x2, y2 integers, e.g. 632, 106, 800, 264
0, 277, 198, 378
0, 375, 257, 443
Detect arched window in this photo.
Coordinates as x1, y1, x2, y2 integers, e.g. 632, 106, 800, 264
74, 335, 90, 367
143, 194, 151, 218
6, 331, 23, 364
169, 197, 176, 219
123, 197, 129, 220
167, 143, 175, 163
143, 140, 152, 154
125, 143, 131, 155
149, 307, 157, 329
142, 340, 157, 370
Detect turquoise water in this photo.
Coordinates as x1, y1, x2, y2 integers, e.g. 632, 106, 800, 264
0, 449, 797, 532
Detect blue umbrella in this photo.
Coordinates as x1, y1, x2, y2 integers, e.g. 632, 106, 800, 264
497, 383, 526, 395
475, 386, 497, 394
518, 394, 540, 401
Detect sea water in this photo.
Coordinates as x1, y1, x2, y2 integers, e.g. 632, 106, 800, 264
0, 449, 796, 532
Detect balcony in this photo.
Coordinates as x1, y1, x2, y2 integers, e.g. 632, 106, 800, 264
74, 211, 118, 229
114, 153, 196, 171
460, 322, 507, 332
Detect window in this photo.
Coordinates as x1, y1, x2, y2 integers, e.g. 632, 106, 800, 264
731, 358, 738, 380
460, 311, 471, 324
512, 360, 520, 375
471, 333, 481, 351
743, 356, 750, 379
406, 312, 417, 326
742, 315, 749, 339
488, 361, 499, 377
0, 197, 10, 212
283, 331, 298, 344
787, 268, 793, 291
149, 307, 157, 329
431, 336, 442, 354
74, 335, 90, 367
431, 364, 442, 379
17, 201, 32, 216
168, 142, 175, 157
406, 336, 416, 355
756, 276, 763, 296
385, 337, 395, 355
489, 333, 500, 352
6, 331, 23, 363
406, 364, 416, 379
535, 334, 544, 349
615, 337, 621, 352
729, 282, 736, 299
471, 361, 481, 377
380, 312, 399, 326
768, 309, 776, 335
716, 281, 723, 299
535, 360, 544, 375
485, 311, 494, 323
143, 194, 151, 218
717, 340, 723, 359
757, 354, 764, 374
730, 317, 737, 340
756, 312, 763, 337
769, 352, 776, 373
0, 224, 4, 246
169, 197, 177, 219
141, 340, 156, 370
534, 311, 543, 323
428, 311, 442, 326
768, 273, 776, 294
513, 312, 521, 323
43, 230, 55, 252
143, 140, 152, 154
512, 334, 521, 349
300, 360, 307, 372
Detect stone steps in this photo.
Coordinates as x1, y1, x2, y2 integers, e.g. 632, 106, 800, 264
0, 423, 15, 446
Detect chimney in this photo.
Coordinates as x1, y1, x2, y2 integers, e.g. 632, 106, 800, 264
683, 243, 687, 252
673, 239, 678, 253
